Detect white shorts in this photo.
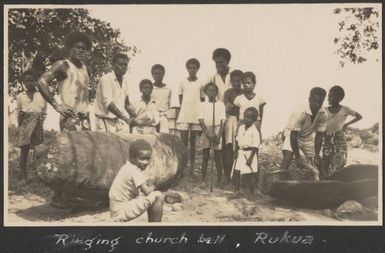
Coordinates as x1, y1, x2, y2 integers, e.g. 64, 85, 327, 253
95, 117, 126, 133
200, 125, 222, 150
282, 134, 315, 158
109, 191, 163, 222
231, 149, 258, 177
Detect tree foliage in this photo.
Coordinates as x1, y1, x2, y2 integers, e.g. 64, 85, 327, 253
8, 8, 139, 101
334, 7, 379, 67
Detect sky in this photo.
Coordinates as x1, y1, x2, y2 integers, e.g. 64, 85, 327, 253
8, 4, 380, 137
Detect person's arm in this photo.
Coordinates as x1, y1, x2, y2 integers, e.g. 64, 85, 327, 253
37, 60, 76, 118
168, 89, 172, 110
315, 131, 324, 157
108, 102, 132, 124
314, 111, 326, 160
246, 148, 258, 167
199, 119, 209, 136
125, 96, 136, 118
343, 112, 363, 131
177, 95, 183, 119
139, 183, 157, 196
290, 130, 305, 166
199, 118, 215, 142
99, 76, 131, 124
223, 91, 229, 108
216, 103, 226, 140
258, 103, 266, 123
217, 119, 225, 140
152, 105, 160, 126
16, 95, 24, 126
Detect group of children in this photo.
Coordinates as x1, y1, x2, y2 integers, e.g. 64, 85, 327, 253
13, 31, 363, 222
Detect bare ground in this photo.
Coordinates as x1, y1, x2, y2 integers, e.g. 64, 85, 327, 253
6, 129, 380, 225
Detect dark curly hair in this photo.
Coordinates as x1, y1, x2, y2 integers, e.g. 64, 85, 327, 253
129, 139, 152, 158
21, 69, 38, 80
151, 64, 165, 73
244, 107, 259, 121
139, 79, 153, 90
230, 69, 243, 79
64, 31, 92, 50
204, 82, 219, 95
212, 48, 231, 63
185, 58, 200, 69
112, 53, 129, 64
329, 85, 345, 101
241, 71, 256, 84
310, 87, 327, 98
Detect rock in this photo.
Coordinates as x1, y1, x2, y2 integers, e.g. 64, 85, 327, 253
321, 209, 334, 217
34, 131, 188, 202
350, 135, 362, 148
172, 203, 183, 211
164, 192, 182, 204
336, 200, 364, 214
360, 196, 378, 210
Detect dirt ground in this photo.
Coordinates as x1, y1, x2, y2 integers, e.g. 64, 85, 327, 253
6, 136, 380, 225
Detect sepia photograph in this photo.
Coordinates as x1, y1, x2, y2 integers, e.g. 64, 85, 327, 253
3, 3, 382, 226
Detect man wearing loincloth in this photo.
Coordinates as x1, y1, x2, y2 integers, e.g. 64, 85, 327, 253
280, 87, 327, 180
37, 31, 92, 207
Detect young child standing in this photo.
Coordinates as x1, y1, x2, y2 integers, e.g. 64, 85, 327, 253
130, 79, 160, 135
199, 83, 226, 188
223, 70, 243, 184
151, 64, 171, 133
177, 58, 205, 175
322, 85, 362, 175
16, 69, 47, 182
232, 107, 260, 199
234, 72, 266, 133
109, 139, 164, 222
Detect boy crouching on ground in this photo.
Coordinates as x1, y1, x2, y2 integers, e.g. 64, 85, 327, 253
109, 139, 164, 222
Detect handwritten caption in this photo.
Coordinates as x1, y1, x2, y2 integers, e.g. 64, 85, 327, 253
53, 231, 317, 252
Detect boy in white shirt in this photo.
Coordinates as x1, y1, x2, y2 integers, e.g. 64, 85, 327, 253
151, 64, 171, 133
177, 58, 205, 175
109, 139, 164, 222
199, 83, 226, 188
232, 107, 260, 199
16, 70, 47, 182
130, 80, 160, 135
94, 53, 133, 132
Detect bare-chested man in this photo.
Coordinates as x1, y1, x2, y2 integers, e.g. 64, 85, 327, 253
37, 31, 92, 208
37, 31, 92, 132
